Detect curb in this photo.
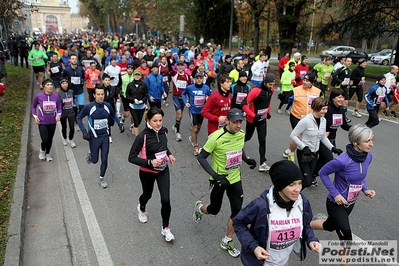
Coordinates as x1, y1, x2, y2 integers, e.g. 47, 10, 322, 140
4, 70, 34, 266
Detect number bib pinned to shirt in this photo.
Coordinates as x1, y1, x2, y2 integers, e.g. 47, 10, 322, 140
331, 114, 343, 128
93, 118, 108, 130
194, 95, 206, 107
154, 150, 169, 171
236, 92, 247, 104
225, 150, 242, 170
71, 76, 80, 85
346, 184, 363, 205
63, 98, 73, 109
308, 93, 319, 105
43, 101, 56, 114
257, 108, 268, 120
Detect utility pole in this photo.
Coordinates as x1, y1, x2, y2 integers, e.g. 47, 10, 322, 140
228, 0, 233, 55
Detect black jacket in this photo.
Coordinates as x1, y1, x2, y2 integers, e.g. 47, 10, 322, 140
126, 80, 148, 104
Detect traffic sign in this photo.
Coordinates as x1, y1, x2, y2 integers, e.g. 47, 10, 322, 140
156, 30, 160, 35
134, 16, 140, 23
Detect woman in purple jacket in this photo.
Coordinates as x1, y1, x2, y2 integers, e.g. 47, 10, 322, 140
311, 125, 375, 242
233, 160, 320, 266
31, 79, 62, 162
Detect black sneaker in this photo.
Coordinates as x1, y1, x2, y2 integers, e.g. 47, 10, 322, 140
382, 110, 388, 117
346, 118, 351, 123
311, 177, 318, 187
391, 111, 397, 119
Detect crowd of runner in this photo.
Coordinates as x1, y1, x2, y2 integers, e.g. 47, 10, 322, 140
23, 32, 394, 265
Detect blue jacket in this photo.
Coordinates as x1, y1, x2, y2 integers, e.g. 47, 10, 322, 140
232, 189, 318, 266
364, 83, 389, 111
145, 72, 164, 102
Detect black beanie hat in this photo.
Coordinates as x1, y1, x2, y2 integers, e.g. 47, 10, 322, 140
239, 71, 247, 78
269, 160, 303, 191
42, 79, 53, 87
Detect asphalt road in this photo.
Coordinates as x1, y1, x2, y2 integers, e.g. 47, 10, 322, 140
21, 83, 399, 266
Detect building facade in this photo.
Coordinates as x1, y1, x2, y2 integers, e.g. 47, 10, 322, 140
29, 0, 71, 33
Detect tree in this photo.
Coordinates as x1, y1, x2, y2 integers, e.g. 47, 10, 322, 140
320, 0, 399, 65
0, 0, 27, 36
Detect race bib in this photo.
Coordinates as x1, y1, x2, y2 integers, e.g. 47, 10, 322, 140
50, 66, 60, 73
154, 150, 169, 171
93, 118, 108, 130
91, 78, 98, 84
257, 108, 268, 120
71, 76, 80, 85
324, 74, 331, 79
270, 226, 301, 250
343, 78, 350, 84
376, 95, 385, 104
43, 101, 56, 114
299, 71, 307, 78
358, 80, 365, 86
347, 184, 363, 204
225, 150, 242, 170
308, 93, 318, 105
332, 114, 343, 127
162, 76, 169, 82
236, 92, 247, 104
193, 95, 206, 107
63, 98, 73, 109
34, 56, 41, 61
176, 80, 187, 89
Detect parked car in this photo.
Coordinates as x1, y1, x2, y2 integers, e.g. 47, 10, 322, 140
320, 46, 355, 58
332, 50, 368, 64
368, 49, 394, 60
370, 51, 396, 65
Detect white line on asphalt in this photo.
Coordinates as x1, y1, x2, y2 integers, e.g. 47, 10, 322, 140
348, 109, 399, 125
59, 127, 114, 266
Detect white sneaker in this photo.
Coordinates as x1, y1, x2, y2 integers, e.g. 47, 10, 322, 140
163, 100, 169, 107
39, 149, 46, 160
282, 149, 290, 158
176, 132, 182, 142
285, 109, 291, 115
172, 125, 177, 134
75, 125, 80, 132
259, 162, 270, 172
352, 111, 362, 118
378, 116, 381, 122
68, 139, 76, 148
277, 109, 282, 114
46, 154, 53, 162
116, 112, 121, 118
161, 227, 175, 242
109, 136, 113, 143
62, 139, 68, 146
189, 136, 194, 147
137, 204, 148, 223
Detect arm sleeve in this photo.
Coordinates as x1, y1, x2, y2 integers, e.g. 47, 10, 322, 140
318, 158, 345, 197
76, 105, 88, 131
280, 71, 292, 85
197, 149, 217, 177
201, 96, 219, 122
31, 96, 38, 117
290, 119, 308, 150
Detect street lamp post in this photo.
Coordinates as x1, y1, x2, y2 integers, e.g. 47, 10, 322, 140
228, 0, 233, 55
308, 0, 316, 53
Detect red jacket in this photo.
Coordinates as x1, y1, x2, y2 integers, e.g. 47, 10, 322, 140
201, 90, 232, 135
278, 57, 290, 70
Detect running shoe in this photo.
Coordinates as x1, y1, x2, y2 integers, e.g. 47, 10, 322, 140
99, 177, 108, 189
176, 132, 182, 142
189, 136, 194, 147
62, 138, 68, 146
75, 125, 80, 132
129, 124, 134, 130
194, 146, 200, 156
137, 204, 148, 223
109, 136, 113, 143
391, 111, 397, 119
36, 79, 39, 85
258, 162, 270, 172
288, 154, 295, 162
193, 200, 204, 224
220, 239, 241, 258
282, 150, 289, 158
163, 100, 169, 107
39, 149, 46, 160
161, 227, 175, 242
311, 177, 318, 187
86, 151, 92, 164
352, 111, 362, 118
378, 116, 381, 122
382, 110, 388, 117
285, 109, 291, 115
277, 108, 282, 114
46, 154, 53, 162
116, 112, 122, 118
68, 139, 76, 148
346, 118, 351, 123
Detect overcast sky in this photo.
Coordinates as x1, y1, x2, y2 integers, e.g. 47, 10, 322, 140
69, 0, 79, 14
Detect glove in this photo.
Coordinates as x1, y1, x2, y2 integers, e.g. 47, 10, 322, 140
331, 147, 343, 155
119, 122, 125, 133
302, 146, 311, 156
295, 76, 302, 82
245, 157, 257, 169
134, 99, 140, 104
254, 114, 264, 124
212, 174, 230, 187
267, 113, 271, 120
82, 129, 90, 141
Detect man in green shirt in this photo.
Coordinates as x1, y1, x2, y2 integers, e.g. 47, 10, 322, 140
193, 108, 256, 258
28, 42, 48, 89
313, 55, 334, 97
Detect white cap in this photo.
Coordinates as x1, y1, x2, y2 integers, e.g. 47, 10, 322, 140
294, 52, 301, 57
159, 48, 165, 53
207, 43, 212, 46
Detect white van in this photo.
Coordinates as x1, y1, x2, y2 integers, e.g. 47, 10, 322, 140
32, 28, 42, 36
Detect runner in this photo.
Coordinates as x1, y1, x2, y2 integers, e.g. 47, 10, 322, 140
28, 42, 48, 89
182, 72, 212, 155
364, 75, 389, 128
241, 73, 275, 172
47, 53, 64, 91
231, 71, 251, 109
233, 160, 321, 266
31, 79, 62, 162
128, 108, 176, 242
193, 108, 256, 258
102, 73, 120, 143
57, 79, 77, 148
146, 64, 166, 108
76, 86, 125, 189
85, 61, 101, 102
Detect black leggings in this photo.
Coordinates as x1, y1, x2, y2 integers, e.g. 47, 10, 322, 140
206, 180, 243, 218
60, 116, 75, 140
314, 140, 334, 177
365, 109, 379, 128
89, 135, 110, 177
349, 86, 363, 102
130, 108, 145, 127
296, 148, 318, 188
149, 101, 162, 108
38, 124, 56, 154
139, 169, 171, 228
323, 198, 355, 241
245, 121, 267, 164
